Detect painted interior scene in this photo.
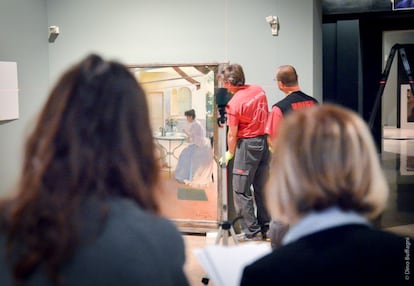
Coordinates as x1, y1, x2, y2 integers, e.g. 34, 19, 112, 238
130, 65, 220, 230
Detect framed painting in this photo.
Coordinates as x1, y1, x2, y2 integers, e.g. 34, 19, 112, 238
399, 84, 414, 128
129, 63, 227, 233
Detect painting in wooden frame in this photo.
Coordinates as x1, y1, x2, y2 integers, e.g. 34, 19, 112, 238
129, 63, 227, 233
400, 84, 414, 129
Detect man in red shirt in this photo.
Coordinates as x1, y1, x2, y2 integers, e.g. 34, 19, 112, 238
265, 65, 318, 248
265, 65, 318, 146
218, 63, 270, 240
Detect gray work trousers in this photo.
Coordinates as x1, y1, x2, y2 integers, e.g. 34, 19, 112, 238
232, 135, 270, 236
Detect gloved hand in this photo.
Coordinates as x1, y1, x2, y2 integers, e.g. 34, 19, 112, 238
219, 151, 234, 165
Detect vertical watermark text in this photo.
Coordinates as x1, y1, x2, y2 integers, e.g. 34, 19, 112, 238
405, 237, 411, 281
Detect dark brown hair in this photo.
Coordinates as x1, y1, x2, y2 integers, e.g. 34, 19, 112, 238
217, 63, 245, 86
1, 54, 160, 285
184, 109, 196, 119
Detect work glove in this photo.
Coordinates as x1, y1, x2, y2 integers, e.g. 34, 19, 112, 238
219, 151, 234, 165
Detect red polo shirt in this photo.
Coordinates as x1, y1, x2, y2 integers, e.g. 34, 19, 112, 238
226, 85, 268, 138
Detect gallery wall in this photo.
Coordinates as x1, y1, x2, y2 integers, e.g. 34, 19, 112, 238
0, 0, 322, 195
46, 0, 322, 104
0, 0, 49, 195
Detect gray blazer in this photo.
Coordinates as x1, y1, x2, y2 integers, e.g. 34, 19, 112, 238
0, 197, 190, 286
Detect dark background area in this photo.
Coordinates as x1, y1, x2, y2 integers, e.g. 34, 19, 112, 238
321, 1, 414, 224
322, 0, 414, 150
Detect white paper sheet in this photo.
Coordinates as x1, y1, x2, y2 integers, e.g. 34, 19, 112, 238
194, 243, 271, 286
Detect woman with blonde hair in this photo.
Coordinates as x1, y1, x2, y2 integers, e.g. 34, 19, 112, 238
241, 104, 413, 285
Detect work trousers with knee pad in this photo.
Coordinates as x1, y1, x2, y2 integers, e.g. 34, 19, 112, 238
232, 135, 270, 236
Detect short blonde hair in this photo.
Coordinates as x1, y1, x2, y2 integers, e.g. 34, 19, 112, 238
266, 104, 388, 223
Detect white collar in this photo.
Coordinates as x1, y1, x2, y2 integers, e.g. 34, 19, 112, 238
282, 207, 370, 245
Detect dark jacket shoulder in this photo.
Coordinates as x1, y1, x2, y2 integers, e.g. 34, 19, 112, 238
242, 224, 412, 286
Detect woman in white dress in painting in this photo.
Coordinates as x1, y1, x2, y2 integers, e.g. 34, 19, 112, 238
174, 109, 213, 187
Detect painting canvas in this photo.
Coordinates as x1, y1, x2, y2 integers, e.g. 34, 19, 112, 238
0, 62, 19, 120
400, 84, 414, 128
393, 0, 414, 10
128, 63, 225, 233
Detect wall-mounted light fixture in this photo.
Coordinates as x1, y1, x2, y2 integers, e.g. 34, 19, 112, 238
48, 26, 60, 43
265, 15, 279, 36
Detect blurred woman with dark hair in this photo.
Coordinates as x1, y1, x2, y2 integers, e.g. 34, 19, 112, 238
0, 54, 189, 286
